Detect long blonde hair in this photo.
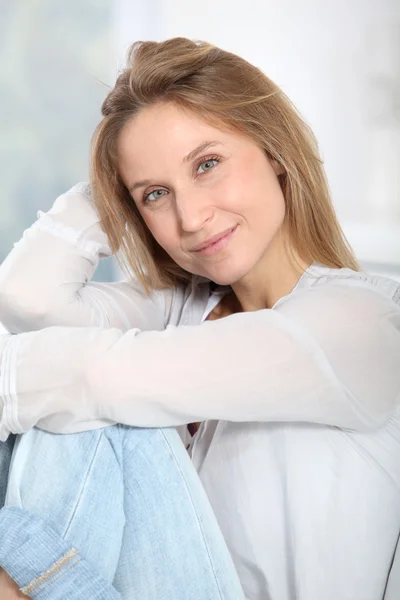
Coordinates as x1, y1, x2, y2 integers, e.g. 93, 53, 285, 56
91, 37, 359, 292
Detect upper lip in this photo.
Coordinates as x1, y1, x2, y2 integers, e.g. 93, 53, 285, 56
190, 226, 237, 252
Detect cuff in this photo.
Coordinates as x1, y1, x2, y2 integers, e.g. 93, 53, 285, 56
0, 507, 122, 599
0, 335, 24, 441
33, 182, 112, 257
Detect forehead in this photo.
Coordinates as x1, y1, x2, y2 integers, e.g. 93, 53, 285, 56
116, 102, 240, 173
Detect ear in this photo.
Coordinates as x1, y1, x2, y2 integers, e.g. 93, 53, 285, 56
271, 159, 285, 176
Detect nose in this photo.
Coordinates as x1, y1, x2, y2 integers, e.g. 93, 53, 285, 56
175, 189, 214, 233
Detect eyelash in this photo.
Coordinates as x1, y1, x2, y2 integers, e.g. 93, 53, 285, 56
141, 154, 221, 205
196, 154, 220, 174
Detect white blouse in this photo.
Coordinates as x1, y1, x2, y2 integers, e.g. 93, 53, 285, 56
0, 183, 400, 600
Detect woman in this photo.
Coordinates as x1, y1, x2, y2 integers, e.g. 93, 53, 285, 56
0, 37, 400, 600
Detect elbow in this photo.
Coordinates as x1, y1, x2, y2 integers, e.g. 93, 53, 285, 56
348, 414, 390, 434
343, 401, 396, 434
0, 288, 49, 333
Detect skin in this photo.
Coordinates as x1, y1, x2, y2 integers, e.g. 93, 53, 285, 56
118, 101, 310, 312
0, 569, 29, 598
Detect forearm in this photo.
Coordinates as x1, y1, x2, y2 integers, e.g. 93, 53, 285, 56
0, 183, 111, 333
2, 283, 398, 442
0, 184, 168, 334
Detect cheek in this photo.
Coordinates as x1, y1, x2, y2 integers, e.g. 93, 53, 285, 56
252, 160, 285, 209
241, 172, 286, 232
141, 213, 179, 254
230, 175, 284, 218
258, 189, 286, 231
221, 155, 276, 207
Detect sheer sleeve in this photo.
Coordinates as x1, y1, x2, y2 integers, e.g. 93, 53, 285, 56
1, 280, 399, 441
0, 183, 167, 333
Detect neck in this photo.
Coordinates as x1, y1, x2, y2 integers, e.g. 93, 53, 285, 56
231, 235, 311, 311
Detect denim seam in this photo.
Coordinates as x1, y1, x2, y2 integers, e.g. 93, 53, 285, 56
20, 548, 80, 595
159, 429, 225, 600
104, 425, 124, 471
63, 432, 103, 539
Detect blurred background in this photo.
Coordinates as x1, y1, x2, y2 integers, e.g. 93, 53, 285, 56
1, 0, 399, 282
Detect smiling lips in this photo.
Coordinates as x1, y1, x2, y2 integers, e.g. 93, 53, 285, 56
191, 225, 238, 255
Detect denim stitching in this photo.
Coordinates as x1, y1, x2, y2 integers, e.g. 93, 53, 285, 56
23, 557, 83, 596
104, 425, 124, 471
63, 432, 103, 538
23, 557, 84, 596
20, 548, 80, 595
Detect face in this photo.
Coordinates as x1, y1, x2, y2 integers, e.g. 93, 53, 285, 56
117, 102, 286, 286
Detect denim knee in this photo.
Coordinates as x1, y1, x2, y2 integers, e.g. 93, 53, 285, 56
5, 425, 126, 583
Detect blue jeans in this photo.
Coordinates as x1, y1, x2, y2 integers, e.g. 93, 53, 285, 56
0, 426, 244, 599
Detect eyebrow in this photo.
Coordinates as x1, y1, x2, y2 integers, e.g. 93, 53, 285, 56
129, 179, 153, 194
128, 140, 222, 194
182, 140, 221, 164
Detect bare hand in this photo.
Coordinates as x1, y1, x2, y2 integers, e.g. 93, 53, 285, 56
0, 568, 31, 599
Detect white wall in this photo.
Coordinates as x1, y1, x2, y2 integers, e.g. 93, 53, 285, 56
115, 0, 400, 278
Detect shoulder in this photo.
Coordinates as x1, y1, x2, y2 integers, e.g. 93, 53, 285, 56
307, 265, 399, 304
281, 265, 400, 313
277, 266, 400, 341
276, 267, 400, 429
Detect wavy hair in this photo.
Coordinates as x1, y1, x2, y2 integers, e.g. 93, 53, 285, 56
91, 37, 359, 292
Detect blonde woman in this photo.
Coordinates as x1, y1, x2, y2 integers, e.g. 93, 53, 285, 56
0, 38, 400, 600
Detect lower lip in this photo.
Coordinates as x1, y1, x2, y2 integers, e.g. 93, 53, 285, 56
194, 225, 238, 256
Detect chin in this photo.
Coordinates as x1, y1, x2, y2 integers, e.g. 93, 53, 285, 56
205, 264, 252, 287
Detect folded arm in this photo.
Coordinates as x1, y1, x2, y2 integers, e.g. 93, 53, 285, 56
0, 183, 168, 333
1, 281, 399, 441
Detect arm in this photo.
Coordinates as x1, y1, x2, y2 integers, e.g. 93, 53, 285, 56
1, 281, 399, 441
0, 183, 167, 333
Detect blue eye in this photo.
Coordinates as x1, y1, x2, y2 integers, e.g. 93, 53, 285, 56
197, 158, 218, 174
144, 189, 168, 203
